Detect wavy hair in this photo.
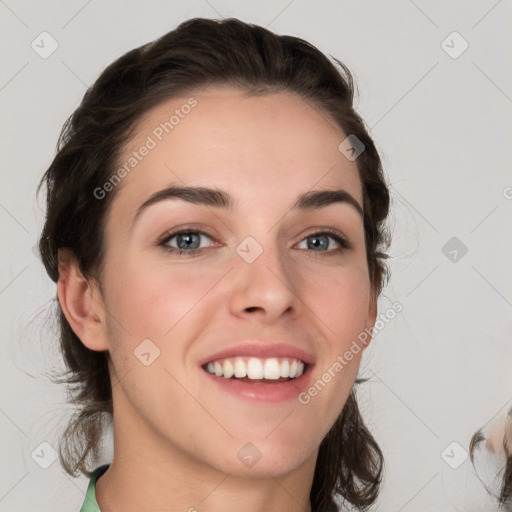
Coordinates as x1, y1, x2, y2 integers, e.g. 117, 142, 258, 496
37, 17, 391, 511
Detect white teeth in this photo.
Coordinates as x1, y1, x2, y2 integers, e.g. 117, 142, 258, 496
263, 358, 281, 380
280, 359, 290, 378
204, 356, 306, 380
214, 361, 223, 376
222, 359, 234, 379
247, 358, 264, 379
234, 358, 247, 378
289, 360, 298, 378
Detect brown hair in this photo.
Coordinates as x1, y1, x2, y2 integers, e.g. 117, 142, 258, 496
37, 17, 391, 511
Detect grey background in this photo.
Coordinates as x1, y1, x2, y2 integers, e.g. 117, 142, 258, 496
1, 1, 511, 511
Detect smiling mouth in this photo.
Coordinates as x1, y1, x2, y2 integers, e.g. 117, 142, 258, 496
201, 356, 310, 383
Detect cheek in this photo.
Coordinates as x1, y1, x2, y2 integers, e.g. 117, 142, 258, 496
302, 263, 372, 340
104, 256, 219, 340
102, 244, 372, 372
301, 263, 371, 410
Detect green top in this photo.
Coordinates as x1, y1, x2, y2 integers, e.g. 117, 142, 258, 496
79, 464, 110, 512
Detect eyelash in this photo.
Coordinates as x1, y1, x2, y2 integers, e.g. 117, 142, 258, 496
157, 227, 351, 257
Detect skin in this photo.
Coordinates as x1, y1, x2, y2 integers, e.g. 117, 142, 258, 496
58, 86, 378, 512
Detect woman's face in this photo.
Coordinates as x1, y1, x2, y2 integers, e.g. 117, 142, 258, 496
90, 86, 377, 477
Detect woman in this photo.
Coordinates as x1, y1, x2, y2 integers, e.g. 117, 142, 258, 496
37, 17, 391, 512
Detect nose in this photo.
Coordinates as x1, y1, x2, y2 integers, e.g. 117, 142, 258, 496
228, 240, 302, 323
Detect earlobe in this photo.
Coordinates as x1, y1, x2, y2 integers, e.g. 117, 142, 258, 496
57, 248, 109, 352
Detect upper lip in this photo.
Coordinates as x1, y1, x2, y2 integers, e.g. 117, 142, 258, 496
199, 341, 316, 367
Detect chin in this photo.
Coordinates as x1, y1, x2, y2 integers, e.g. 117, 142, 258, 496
207, 436, 315, 479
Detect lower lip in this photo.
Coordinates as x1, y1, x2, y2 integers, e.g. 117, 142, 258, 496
202, 366, 314, 403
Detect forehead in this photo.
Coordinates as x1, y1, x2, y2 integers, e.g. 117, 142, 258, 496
111, 86, 362, 224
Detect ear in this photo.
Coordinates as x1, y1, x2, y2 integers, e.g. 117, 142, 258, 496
57, 248, 109, 352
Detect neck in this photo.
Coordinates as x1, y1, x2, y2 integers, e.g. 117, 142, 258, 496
95, 403, 316, 512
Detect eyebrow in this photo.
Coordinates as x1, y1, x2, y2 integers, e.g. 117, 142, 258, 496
131, 185, 364, 228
